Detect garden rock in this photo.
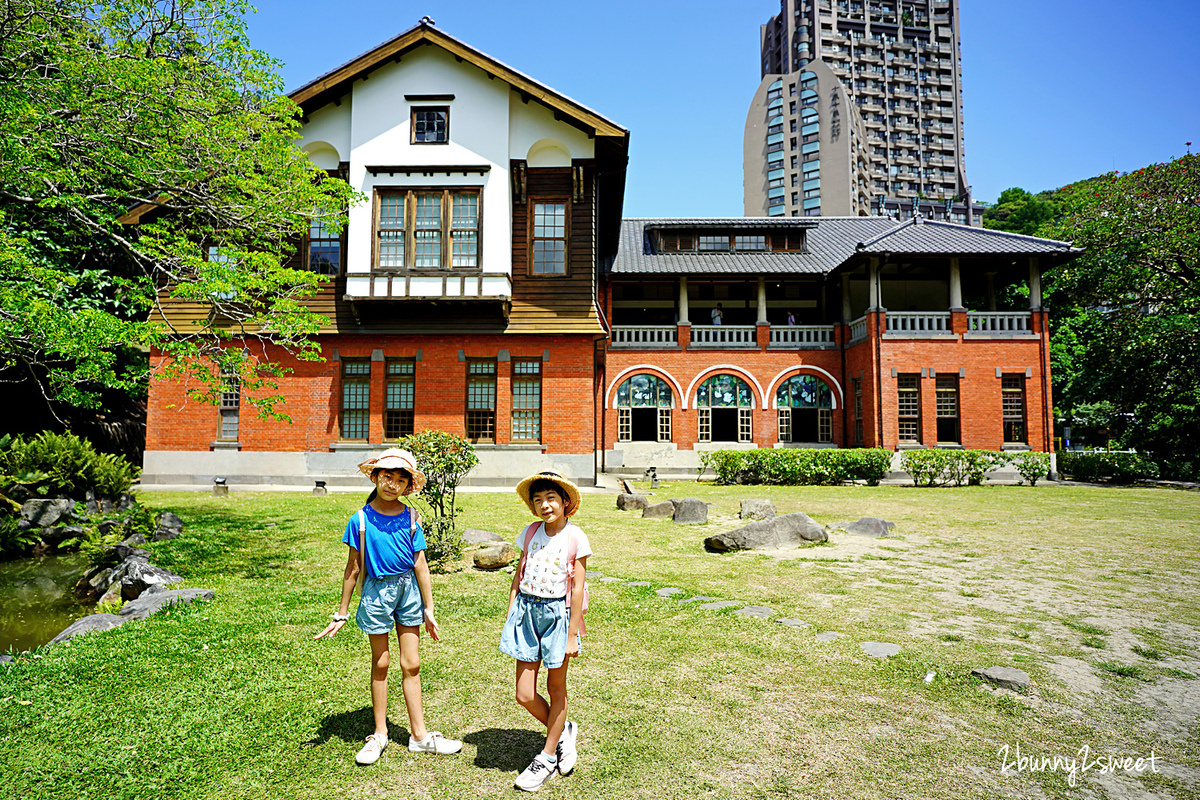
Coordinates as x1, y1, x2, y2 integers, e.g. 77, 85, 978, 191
972, 666, 1031, 692
815, 631, 845, 642
40, 525, 85, 547
119, 587, 216, 621
74, 566, 114, 602
777, 618, 811, 628
21, 498, 74, 528
679, 595, 718, 603
642, 501, 676, 519
108, 543, 150, 564
473, 543, 517, 570
623, 581, 652, 587
121, 532, 147, 546
616, 493, 649, 511
461, 528, 503, 545
114, 560, 183, 600
153, 512, 185, 541
704, 512, 828, 552
49, 613, 127, 645
734, 606, 774, 619
861, 642, 901, 658
656, 587, 684, 597
673, 498, 708, 525
0, 654, 12, 666
832, 517, 895, 538
699, 600, 744, 611
740, 499, 776, 520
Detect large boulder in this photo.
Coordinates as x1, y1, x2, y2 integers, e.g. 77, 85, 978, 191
119, 587, 216, 621
832, 517, 895, 538
616, 493, 649, 511
153, 512, 185, 542
462, 528, 504, 545
740, 499, 777, 520
473, 542, 517, 570
49, 613, 127, 645
673, 498, 708, 525
40, 525, 86, 548
642, 500, 677, 519
113, 560, 183, 600
21, 498, 74, 528
74, 566, 114, 602
704, 512, 828, 552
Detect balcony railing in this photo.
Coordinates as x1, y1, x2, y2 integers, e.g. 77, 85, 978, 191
967, 312, 1031, 333
849, 316, 868, 342
610, 325, 678, 346
770, 325, 836, 346
691, 325, 757, 346
886, 312, 950, 333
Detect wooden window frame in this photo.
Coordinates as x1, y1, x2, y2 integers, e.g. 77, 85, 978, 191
529, 199, 570, 277
384, 359, 415, 441
305, 213, 344, 276
511, 359, 542, 443
218, 373, 240, 442
411, 106, 449, 144
340, 359, 371, 441
935, 374, 960, 444
373, 187, 482, 272
1001, 374, 1027, 444
897, 373, 921, 444
465, 359, 497, 444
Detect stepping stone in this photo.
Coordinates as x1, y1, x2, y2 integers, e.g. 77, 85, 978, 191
733, 606, 774, 619
861, 641, 901, 658
599, 576, 623, 583
815, 631, 845, 642
971, 666, 1031, 692
679, 595, 719, 604
589, 571, 604, 579
776, 618, 811, 628
699, 600, 745, 611
655, 587, 684, 597
623, 581, 652, 587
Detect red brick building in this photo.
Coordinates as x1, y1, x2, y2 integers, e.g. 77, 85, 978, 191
140, 24, 1080, 488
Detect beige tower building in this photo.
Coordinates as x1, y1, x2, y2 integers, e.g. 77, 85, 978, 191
744, 0, 983, 223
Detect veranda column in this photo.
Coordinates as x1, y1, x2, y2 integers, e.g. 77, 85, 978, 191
841, 273, 852, 322
1028, 257, 1042, 309
678, 276, 690, 323
868, 258, 881, 310
949, 256, 964, 310
757, 276, 768, 323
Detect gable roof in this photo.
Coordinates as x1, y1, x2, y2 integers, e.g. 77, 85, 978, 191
855, 217, 1081, 256
289, 20, 627, 140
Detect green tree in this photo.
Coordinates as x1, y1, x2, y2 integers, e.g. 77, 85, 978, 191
1043, 155, 1200, 477
982, 187, 1059, 235
0, 0, 357, 422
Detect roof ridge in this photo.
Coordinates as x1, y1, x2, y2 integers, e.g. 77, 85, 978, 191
855, 216, 916, 249
920, 219, 1075, 249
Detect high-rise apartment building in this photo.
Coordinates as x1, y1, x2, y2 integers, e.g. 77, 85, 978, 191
744, 0, 983, 224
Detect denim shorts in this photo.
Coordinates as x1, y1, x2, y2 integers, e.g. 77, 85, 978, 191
499, 593, 579, 670
357, 570, 424, 634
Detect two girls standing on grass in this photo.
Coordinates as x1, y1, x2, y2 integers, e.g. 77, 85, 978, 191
313, 448, 462, 765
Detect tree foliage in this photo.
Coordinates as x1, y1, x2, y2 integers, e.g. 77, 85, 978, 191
982, 187, 1059, 235
0, 0, 357, 421
1042, 155, 1200, 477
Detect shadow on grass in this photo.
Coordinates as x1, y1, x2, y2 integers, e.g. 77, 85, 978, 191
306, 706, 388, 746
143, 505, 317, 581
463, 728, 545, 771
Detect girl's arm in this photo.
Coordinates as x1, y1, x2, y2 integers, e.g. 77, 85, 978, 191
506, 563, 521, 615
314, 545, 360, 640
412, 549, 441, 641
564, 554, 587, 657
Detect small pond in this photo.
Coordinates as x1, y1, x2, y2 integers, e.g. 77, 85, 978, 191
0, 552, 91, 653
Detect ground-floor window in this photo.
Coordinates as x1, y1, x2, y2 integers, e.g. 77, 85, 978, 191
511, 359, 542, 442
385, 359, 415, 440
466, 359, 496, 442
340, 358, 371, 440
696, 374, 753, 443
935, 374, 960, 444
218, 373, 240, 441
616, 374, 673, 442
775, 374, 833, 443
897, 374, 920, 444
852, 378, 863, 445
1002, 374, 1026, 443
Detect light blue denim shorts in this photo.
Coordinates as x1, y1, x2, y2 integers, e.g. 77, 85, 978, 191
357, 570, 423, 634
499, 593, 579, 669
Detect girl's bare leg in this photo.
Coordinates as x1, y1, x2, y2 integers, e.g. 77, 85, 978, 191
368, 633, 391, 738
543, 662, 569, 756
397, 625, 428, 741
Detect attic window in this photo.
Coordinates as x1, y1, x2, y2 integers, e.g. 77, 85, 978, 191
654, 229, 805, 253
412, 107, 448, 143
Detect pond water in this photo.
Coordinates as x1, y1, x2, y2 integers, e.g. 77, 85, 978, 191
0, 552, 92, 653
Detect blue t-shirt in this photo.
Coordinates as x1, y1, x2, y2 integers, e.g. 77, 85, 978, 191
342, 504, 426, 579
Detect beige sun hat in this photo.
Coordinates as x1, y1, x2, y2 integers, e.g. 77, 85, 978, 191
515, 470, 582, 517
357, 448, 426, 494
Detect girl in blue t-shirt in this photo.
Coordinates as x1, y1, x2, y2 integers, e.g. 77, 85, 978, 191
314, 448, 462, 765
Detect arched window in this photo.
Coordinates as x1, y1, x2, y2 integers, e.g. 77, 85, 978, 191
616, 375, 673, 443
775, 374, 833, 443
695, 374, 753, 443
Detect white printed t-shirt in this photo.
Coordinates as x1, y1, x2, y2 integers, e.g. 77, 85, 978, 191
515, 522, 592, 599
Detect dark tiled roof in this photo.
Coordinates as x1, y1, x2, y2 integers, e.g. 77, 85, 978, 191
613, 216, 899, 275
612, 216, 1081, 276
856, 218, 1080, 255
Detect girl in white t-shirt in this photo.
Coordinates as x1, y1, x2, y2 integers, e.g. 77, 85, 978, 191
500, 470, 591, 792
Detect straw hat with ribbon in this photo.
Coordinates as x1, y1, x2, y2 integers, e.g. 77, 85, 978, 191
515, 470, 582, 517
357, 448, 426, 495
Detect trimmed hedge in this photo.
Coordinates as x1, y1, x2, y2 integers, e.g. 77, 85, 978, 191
900, 449, 1050, 487
1058, 451, 1159, 483
699, 448, 892, 486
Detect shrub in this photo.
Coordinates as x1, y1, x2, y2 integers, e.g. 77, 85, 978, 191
699, 448, 890, 486
901, 449, 1012, 487
396, 429, 479, 568
0, 431, 138, 501
1058, 451, 1159, 483
1010, 452, 1050, 486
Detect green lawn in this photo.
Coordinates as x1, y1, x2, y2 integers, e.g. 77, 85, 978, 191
1, 483, 1198, 800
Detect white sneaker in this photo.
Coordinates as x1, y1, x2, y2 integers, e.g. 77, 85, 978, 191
514, 753, 557, 792
408, 731, 462, 755
355, 733, 387, 765
556, 719, 578, 775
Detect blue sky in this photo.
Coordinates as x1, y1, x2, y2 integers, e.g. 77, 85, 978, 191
245, 0, 1199, 216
